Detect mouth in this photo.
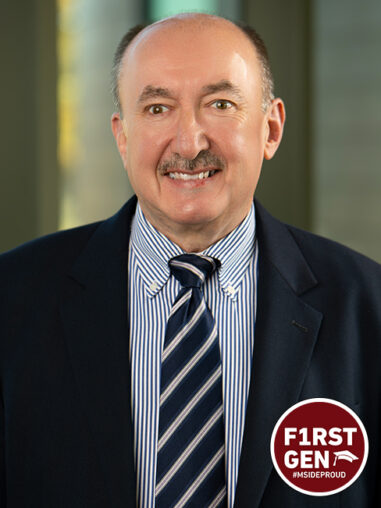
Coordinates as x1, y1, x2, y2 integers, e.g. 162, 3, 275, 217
166, 170, 218, 181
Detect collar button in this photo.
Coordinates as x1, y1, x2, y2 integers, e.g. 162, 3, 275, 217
227, 285, 236, 296
150, 281, 159, 292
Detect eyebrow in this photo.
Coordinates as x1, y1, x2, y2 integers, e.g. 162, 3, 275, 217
201, 80, 244, 101
137, 79, 245, 105
138, 85, 174, 104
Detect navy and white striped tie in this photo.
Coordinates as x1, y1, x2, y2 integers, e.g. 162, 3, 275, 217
155, 254, 226, 508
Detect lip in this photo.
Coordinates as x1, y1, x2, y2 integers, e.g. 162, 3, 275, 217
162, 168, 221, 187
163, 167, 220, 175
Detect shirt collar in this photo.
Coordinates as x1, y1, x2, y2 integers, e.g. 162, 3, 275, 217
130, 202, 256, 299
203, 204, 256, 299
130, 204, 182, 297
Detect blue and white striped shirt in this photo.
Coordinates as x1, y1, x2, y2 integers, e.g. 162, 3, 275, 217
129, 203, 258, 508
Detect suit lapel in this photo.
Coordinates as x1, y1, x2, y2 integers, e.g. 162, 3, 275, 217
60, 198, 138, 507
234, 202, 323, 507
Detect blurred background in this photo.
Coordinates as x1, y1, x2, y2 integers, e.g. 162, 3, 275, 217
1, 0, 381, 262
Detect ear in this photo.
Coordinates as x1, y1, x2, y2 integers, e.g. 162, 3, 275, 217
111, 112, 128, 167
263, 98, 286, 160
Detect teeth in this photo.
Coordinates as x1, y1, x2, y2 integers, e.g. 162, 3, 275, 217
168, 170, 216, 180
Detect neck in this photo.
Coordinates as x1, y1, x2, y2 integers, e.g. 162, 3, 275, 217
162, 228, 226, 253
140, 206, 251, 252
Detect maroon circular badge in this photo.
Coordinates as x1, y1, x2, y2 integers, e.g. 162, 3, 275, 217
270, 398, 368, 496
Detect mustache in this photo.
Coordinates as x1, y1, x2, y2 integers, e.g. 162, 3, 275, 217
158, 150, 225, 174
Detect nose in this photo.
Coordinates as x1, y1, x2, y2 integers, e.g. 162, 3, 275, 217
171, 110, 210, 160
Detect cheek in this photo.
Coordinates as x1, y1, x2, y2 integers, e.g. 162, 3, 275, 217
234, 125, 266, 171
125, 133, 156, 179
222, 129, 265, 197
127, 125, 169, 168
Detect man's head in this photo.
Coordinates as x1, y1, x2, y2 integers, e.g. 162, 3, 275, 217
111, 18, 275, 114
111, 13, 285, 251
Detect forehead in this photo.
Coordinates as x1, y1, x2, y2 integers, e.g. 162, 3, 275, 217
119, 21, 262, 103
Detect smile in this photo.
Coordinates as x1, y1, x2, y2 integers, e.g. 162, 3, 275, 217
167, 170, 217, 180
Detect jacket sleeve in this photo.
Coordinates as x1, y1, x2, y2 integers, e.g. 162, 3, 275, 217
0, 389, 6, 506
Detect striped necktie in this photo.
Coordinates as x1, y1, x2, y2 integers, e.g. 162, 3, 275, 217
155, 254, 226, 508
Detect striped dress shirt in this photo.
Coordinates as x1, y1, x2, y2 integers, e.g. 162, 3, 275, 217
129, 203, 258, 508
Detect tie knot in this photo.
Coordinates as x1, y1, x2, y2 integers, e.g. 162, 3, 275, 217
169, 254, 220, 288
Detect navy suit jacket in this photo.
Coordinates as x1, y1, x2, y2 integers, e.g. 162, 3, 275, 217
1, 196, 380, 507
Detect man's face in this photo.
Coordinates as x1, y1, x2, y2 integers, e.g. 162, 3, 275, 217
112, 19, 284, 244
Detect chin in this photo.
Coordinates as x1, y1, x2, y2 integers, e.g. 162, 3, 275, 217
169, 205, 219, 227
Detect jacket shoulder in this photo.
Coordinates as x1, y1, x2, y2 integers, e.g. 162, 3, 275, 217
0, 221, 103, 279
287, 223, 381, 280
0, 195, 138, 282
0, 222, 107, 336
254, 200, 381, 303
285, 224, 381, 324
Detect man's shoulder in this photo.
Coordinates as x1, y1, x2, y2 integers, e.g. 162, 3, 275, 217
287, 222, 381, 280
0, 196, 138, 281
255, 200, 381, 292
282, 223, 381, 318
0, 221, 104, 296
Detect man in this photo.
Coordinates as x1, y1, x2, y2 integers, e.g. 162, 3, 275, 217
0, 12, 380, 508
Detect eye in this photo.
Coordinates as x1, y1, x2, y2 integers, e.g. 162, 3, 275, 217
211, 99, 234, 110
148, 104, 169, 115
